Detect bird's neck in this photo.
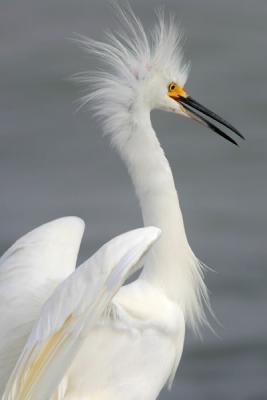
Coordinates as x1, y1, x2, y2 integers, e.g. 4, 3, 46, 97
116, 105, 200, 308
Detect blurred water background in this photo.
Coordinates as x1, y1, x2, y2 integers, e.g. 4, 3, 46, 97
1, 0, 267, 398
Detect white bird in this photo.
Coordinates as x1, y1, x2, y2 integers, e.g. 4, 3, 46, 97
1, 4, 243, 400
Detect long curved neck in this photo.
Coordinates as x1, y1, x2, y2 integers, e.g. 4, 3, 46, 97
116, 106, 195, 304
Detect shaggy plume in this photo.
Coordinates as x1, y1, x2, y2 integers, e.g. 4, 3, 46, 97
74, 3, 189, 140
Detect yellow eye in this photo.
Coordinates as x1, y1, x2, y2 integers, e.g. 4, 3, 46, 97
168, 82, 176, 91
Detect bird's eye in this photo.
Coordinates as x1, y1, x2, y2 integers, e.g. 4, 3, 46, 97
168, 83, 176, 91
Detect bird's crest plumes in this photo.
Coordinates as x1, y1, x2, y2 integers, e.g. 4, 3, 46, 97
75, 3, 189, 139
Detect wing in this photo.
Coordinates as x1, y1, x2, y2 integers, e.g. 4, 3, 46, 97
0, 217, 85, 395
2, 227, 161, 400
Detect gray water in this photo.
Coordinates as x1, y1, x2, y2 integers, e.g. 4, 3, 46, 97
1, 0, 267, 398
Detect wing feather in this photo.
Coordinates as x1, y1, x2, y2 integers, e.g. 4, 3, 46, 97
0, 217, 85, 395
3, 227, 161, 400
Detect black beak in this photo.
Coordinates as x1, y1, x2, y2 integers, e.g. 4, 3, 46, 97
178, 96, 244, 146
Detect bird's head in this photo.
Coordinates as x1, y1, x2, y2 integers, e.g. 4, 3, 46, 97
77, 4, 243, 146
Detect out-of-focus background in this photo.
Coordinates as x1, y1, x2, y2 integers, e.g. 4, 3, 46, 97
1, 0, 266, 398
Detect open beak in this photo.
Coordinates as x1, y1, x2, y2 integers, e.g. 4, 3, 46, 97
170, 89, 244, 146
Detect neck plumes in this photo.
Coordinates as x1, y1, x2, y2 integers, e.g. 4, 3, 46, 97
112, 103, 208, 330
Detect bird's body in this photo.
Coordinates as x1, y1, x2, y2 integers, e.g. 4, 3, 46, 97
1, 4, 242, 400
64, 281, 184, 400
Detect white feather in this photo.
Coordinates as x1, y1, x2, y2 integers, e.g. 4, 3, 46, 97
0, 217, 84, 395
2, 227, 160, 400
74, 4, 189, 143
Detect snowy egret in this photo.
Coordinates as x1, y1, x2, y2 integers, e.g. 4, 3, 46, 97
1, 4, 243, 400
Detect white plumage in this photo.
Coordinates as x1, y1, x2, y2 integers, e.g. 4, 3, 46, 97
2, 223, 160, 400
1, 3, 243, 399
0, 217, 85, 395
